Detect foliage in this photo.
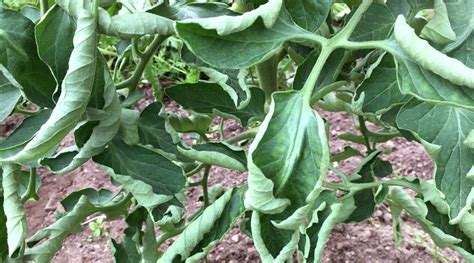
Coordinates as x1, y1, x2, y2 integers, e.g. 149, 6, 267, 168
0, 0, 473, 262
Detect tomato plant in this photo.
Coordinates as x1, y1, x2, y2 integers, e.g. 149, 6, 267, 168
0, 0, 473, 262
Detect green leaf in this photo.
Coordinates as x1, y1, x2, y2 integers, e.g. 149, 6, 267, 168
245, 91, 329, 260
299, 191, 355, 262
330, 146, 363, 162
178, 0, 282, 35
93, 139, 185, 220
349, 3, 395, 41
159, 188, 245, 262
25, 190, 130, 262
392, 16, 474, 95
0, 168, 8, 260
97, 9, 175, 39
442, 0, 473, 52
284, 0, 330, 32
0, 8, 56, 107
118, 109, 140, 145
2, 8, 98, 163
397, 99, 474, 223
389, 185, 474, 260
0, 110, 52, 160
178, 142, 247, 172
149, 2, 237, 21
168, 112, 212, 135
355, 53, 410, 115
35, 4, 75, 88
0, 68, 21, 122
420, 0, 456, 44
1, 164, 26, 258
167, 83, 265, 126
42, 58, 121, 174
20, 6, 40, 23
176, 7, 312, 69
136, 102, 189, 162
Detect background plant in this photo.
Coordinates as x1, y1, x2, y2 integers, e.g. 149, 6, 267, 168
0, 0, 473, 262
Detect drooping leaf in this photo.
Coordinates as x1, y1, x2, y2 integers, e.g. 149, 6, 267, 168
177, 0, 282, 35
420, 0, 456, 44
397, 99, 474, 223
0, 109, 52, 160
136, 102, 189, 162
1, 8, 98, 163
176, 7, 313, 69
0, 68, 21, 122
355, 53, 410, 115
167, 83, 265, 126
35, 4, 76, 88
1, 163, 27, 258
389, 186, 474, 260
93, 139, 185, 220
0, 8, 56, 107
245, 91, 329, 261
42, 58, 121, 174
300, 191, 355, 262
178, 142, 247, 172
284, 0, 331, 32
150, 2, 237, 21
159, 188, 245, 262
349, 3, 395, 42
25, 190, 130, 262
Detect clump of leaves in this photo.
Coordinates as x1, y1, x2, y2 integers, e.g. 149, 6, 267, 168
0, 0, 473, 262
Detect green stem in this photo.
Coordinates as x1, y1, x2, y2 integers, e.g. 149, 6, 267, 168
310, 80, 347, 105
256, 54, 280, 108
98, 47, 117, 57
202, 166, 211, 207
132, 37, 144, 58
185, 163, 206, 178
225, 128, 259, 144
333, 0, 374, 41
301, 46, 334, 103
21, 168, 39, 203
116, 35, 167, 91
326, 179, 420, 193
358, 115, 373, 152
40, 0, 49, 16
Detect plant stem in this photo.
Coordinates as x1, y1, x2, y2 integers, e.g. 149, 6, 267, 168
310, 80, 347, 105
256, 54, 280, 108
185, 163, 206, 177
333, 0, 374, 41
358, 115, 373, 152
202, 166, 211, 207
301, 46, 334, 103
116, 35, 167, 91
21, 168, 39, 203
325, 179, 419, 193
40, 0, 49, 16
225, 127, 259, 144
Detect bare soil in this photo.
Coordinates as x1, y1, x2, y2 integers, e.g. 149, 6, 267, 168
0, 89, 462, 262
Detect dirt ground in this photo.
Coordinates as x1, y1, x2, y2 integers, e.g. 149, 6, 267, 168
1, 88, 462, 262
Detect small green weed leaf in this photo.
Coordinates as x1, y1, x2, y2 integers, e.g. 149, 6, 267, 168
159, 188, 245, 262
